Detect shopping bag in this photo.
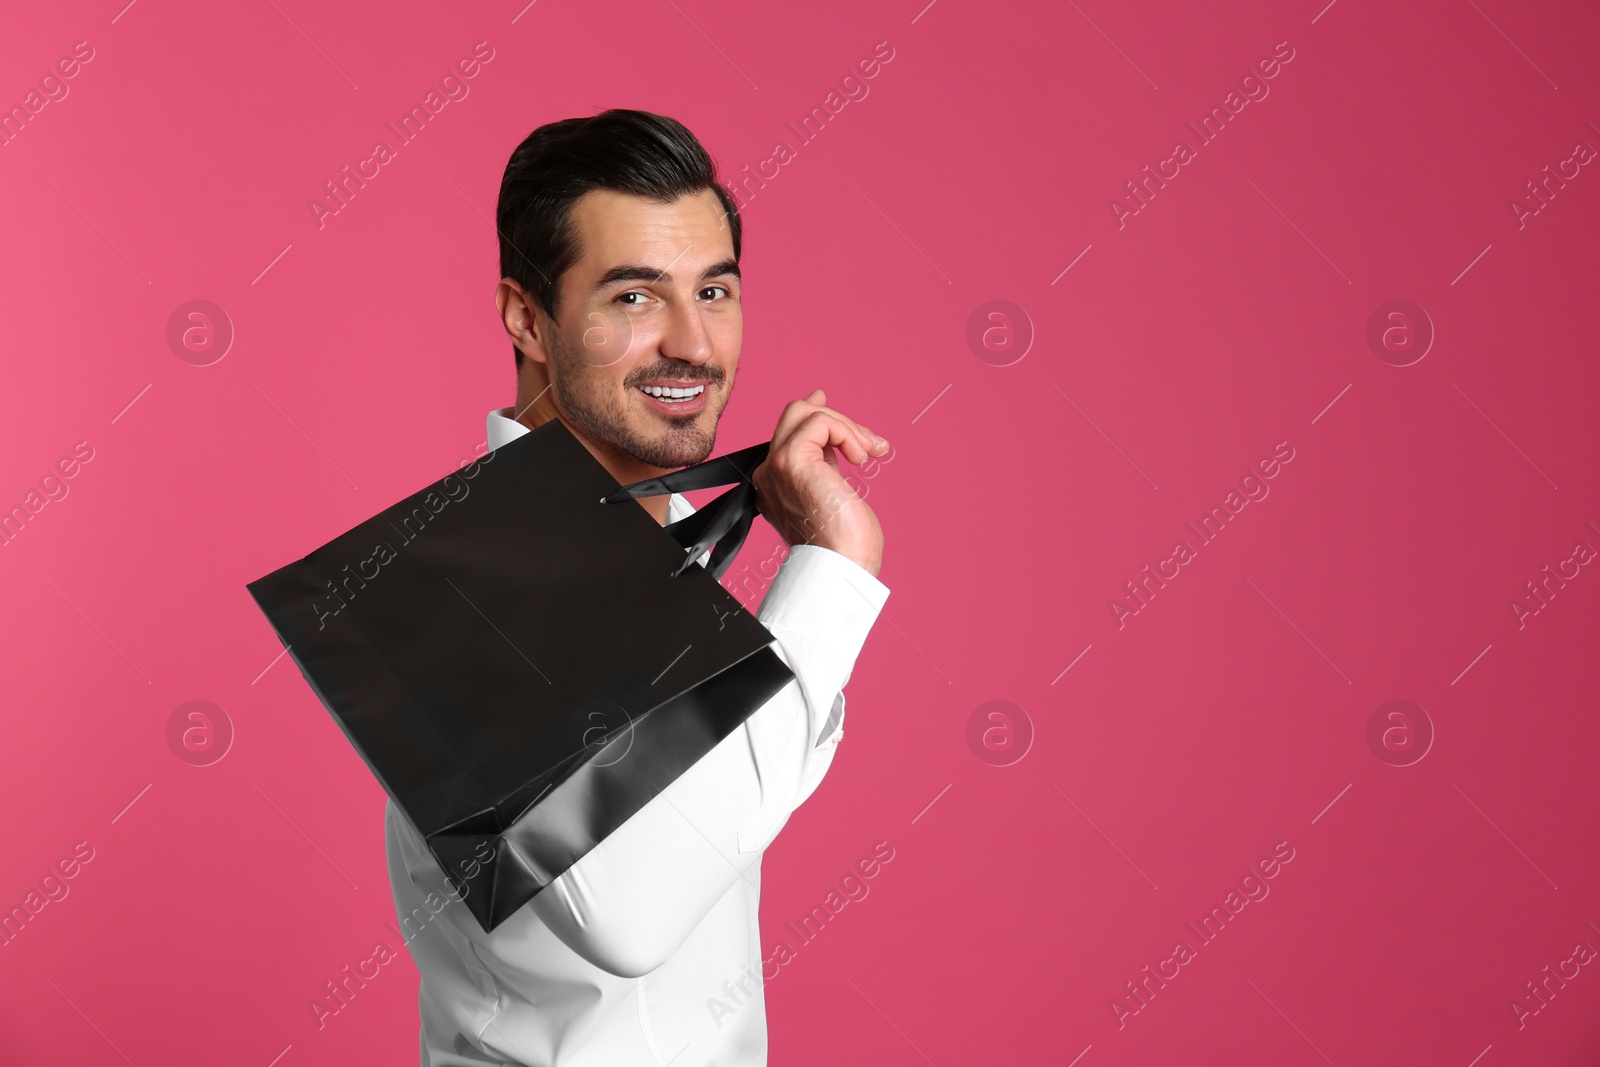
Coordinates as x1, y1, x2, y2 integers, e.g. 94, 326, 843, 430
246, 418, 791, 932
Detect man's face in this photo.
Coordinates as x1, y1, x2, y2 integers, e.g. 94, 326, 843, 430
537, 187, 741, 470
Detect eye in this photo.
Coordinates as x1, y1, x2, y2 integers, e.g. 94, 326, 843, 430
699, 285, 730, 301
617, 290, 649, 306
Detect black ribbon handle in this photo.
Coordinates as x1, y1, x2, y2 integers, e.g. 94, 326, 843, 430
601, 442, 770, 580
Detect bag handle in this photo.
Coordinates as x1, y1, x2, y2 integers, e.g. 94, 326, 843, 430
601, 441, 769, 580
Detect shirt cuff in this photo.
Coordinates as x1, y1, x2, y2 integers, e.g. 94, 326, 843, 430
755, 544, 890, 667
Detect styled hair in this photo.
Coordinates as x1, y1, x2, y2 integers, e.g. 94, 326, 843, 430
495, 109, 742, 370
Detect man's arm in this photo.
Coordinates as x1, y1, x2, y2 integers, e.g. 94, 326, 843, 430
735, 544, 888, 848
522, 542, 887, 977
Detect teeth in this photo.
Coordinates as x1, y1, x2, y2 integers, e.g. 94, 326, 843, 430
638, 384, 705, 400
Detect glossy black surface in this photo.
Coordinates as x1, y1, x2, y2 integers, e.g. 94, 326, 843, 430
246, 420, 794, 932
606, 439, 768, 580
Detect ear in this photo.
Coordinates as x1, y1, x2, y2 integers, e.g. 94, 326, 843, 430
496, 278, 551, 367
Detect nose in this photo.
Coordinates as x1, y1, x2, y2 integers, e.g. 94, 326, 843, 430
656, 291, 715, 369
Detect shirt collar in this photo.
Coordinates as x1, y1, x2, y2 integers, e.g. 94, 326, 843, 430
486, 407, 693, 524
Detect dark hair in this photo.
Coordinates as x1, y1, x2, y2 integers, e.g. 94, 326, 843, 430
495, 109, 743, 370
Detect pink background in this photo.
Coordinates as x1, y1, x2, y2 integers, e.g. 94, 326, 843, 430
3, 0, 1599, 1063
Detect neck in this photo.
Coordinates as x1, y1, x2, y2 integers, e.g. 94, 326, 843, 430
513, 363, 673, 525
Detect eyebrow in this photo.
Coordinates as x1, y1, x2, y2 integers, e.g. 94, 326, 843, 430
593, 258, 741, 292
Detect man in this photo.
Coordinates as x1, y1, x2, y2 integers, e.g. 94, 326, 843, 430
383, 109, 891, 1065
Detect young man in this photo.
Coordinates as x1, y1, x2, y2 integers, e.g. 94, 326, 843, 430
383, 110, 891, 1065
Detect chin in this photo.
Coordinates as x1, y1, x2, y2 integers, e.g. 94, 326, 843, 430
656, 433, 716, 469
622, 419, 717, 470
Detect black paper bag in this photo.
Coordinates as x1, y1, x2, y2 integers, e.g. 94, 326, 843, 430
246, 418, 792, 933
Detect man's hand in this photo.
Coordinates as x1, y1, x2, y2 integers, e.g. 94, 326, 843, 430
751, 389, 889, 577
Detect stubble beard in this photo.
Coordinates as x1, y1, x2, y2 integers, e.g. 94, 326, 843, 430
547, 326, 730, 471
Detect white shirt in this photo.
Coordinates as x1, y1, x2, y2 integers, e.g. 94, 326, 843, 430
383, 407, 890, 1066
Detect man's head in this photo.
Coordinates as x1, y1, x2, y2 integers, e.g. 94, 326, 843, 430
495, 110, 744, 473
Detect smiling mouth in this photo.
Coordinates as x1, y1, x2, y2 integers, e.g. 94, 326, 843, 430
634, 383, 706, 404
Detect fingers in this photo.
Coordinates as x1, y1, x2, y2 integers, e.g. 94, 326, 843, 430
771, 391, 889, 460
770, 392, 822, 444
789, 409, 873, 467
